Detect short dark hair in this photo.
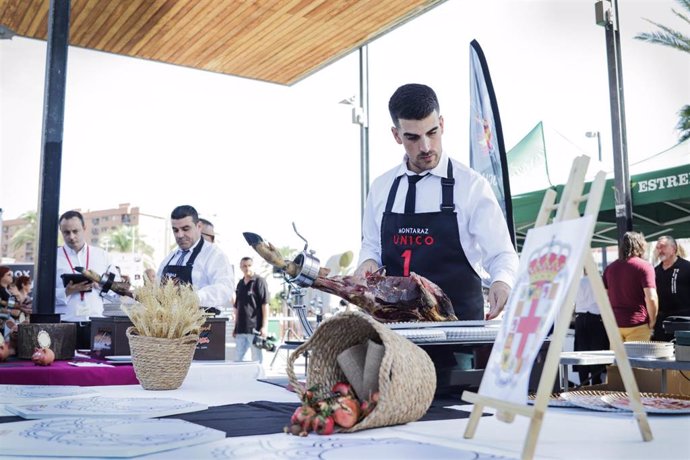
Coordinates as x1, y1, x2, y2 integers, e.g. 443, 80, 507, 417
240, 257, 253, 264
59, 210, 85, 227
171, 205, 199, 223
388, 83, 440, 127
14, 275, 31, 291
199, 218, 214, 228
619, 231, 647, 260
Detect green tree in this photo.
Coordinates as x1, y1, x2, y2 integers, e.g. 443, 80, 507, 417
635, 0, 690, 141
9, 210, 38, 252
100, 225, 155, 258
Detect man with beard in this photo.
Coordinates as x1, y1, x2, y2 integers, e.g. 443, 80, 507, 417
653, 235, 690, 341
355, 84, 517, 321
158, 205, 234, 309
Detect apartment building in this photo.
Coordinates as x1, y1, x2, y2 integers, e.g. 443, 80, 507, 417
1, 203, 169, 267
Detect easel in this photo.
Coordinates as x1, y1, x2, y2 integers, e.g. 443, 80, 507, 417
462, 156, 653, 460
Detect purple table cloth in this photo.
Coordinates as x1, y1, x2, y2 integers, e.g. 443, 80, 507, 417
0, 358, 139, 386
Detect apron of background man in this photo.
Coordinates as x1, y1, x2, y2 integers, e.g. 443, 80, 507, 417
161, 238, 204, 286
381, 159, 484, 321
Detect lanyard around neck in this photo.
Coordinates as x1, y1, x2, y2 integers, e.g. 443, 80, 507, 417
63, 245, 90, 300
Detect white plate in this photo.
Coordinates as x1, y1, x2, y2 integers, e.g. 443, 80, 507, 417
601, 393, 690, 414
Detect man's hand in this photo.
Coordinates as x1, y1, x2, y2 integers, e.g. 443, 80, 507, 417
354, 259, 379, 278
65, 280, 93, 297
486, 281, 511, 320
260, 326, 268, 338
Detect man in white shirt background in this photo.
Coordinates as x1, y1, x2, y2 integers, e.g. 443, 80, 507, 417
574, 269, 609, 385
55, 210, 116, 323
157, 205, 234, 309
355, 83, 518, 321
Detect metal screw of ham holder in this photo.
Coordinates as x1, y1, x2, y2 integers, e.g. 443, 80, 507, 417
288, 222, 321, 287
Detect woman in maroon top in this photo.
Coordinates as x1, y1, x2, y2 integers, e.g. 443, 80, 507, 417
603, 232, 658, 342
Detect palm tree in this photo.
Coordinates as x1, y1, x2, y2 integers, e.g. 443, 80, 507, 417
9, 210, 37, 253
635, 0, 690, 141
677, 104, 690, 142
100, 226, 155, 258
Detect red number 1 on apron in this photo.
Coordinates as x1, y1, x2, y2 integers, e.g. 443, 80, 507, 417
401, 249, 412, 276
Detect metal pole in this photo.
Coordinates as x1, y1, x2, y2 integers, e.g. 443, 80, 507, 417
596, 0, 632, 248
358, 45, 370, 223
359, 45, 369, 221
33, 0, 71, 319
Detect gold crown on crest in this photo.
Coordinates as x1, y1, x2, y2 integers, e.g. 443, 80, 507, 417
527, 243, 569, 284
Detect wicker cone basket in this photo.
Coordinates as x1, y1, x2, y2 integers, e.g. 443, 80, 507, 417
286, 310, 436, 432
126, 327, 198, 390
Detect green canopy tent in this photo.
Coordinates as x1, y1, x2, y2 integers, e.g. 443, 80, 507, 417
510, 122, 690, 250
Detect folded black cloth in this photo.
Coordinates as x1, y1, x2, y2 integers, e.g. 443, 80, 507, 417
0, 415, 22, 424
162, 398, 478, 437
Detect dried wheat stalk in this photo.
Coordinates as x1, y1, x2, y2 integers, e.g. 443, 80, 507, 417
121, 279, 206, 339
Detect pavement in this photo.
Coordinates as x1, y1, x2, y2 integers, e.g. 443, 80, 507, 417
224, 339, 306, 379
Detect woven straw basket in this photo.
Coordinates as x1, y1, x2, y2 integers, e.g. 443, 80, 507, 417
126, 327, 198, 390
286, 310, 436, 432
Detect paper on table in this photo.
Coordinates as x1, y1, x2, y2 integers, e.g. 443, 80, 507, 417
0, 417, 225, 457
68, 362, 115, 368
141, 433, 513, 459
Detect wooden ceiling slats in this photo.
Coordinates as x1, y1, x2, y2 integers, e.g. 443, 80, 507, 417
287, 0, 325, 18
212, 0, 305, 65
0, 0, 445, 85
120, 0, 178, 56
85, 1, 135, 50
183, 2, 262, 70
220, 8, 311, 72
72, 0, 116, 47
152, 1, 210, 61
258, 1, 389, 81
94, 1, 149, 52
251, 0, 407, 80
166, 0, 233, 63
130, 0, 191, 58
187, 1, 262, 69
0, 0, 18, 26
105, 0, 165, 55
17, 0, 41, 35
70, 0, 104, 43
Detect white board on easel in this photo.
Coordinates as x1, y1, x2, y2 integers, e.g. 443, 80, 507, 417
479, 216, 594, 405
462, 155, 652, 460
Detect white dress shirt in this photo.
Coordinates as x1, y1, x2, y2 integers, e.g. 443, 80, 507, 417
157, 238, 235, 308
575, 276, 600, 314
55, 244, 111, 322
359, 151, 518, 288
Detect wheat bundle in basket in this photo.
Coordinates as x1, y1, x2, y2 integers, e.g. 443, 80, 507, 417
122, 280, 205, 390
286, 310, 436, 432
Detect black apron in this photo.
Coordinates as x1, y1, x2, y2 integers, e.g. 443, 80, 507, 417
381, 159, 484, 320
161, 238, 204, 285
